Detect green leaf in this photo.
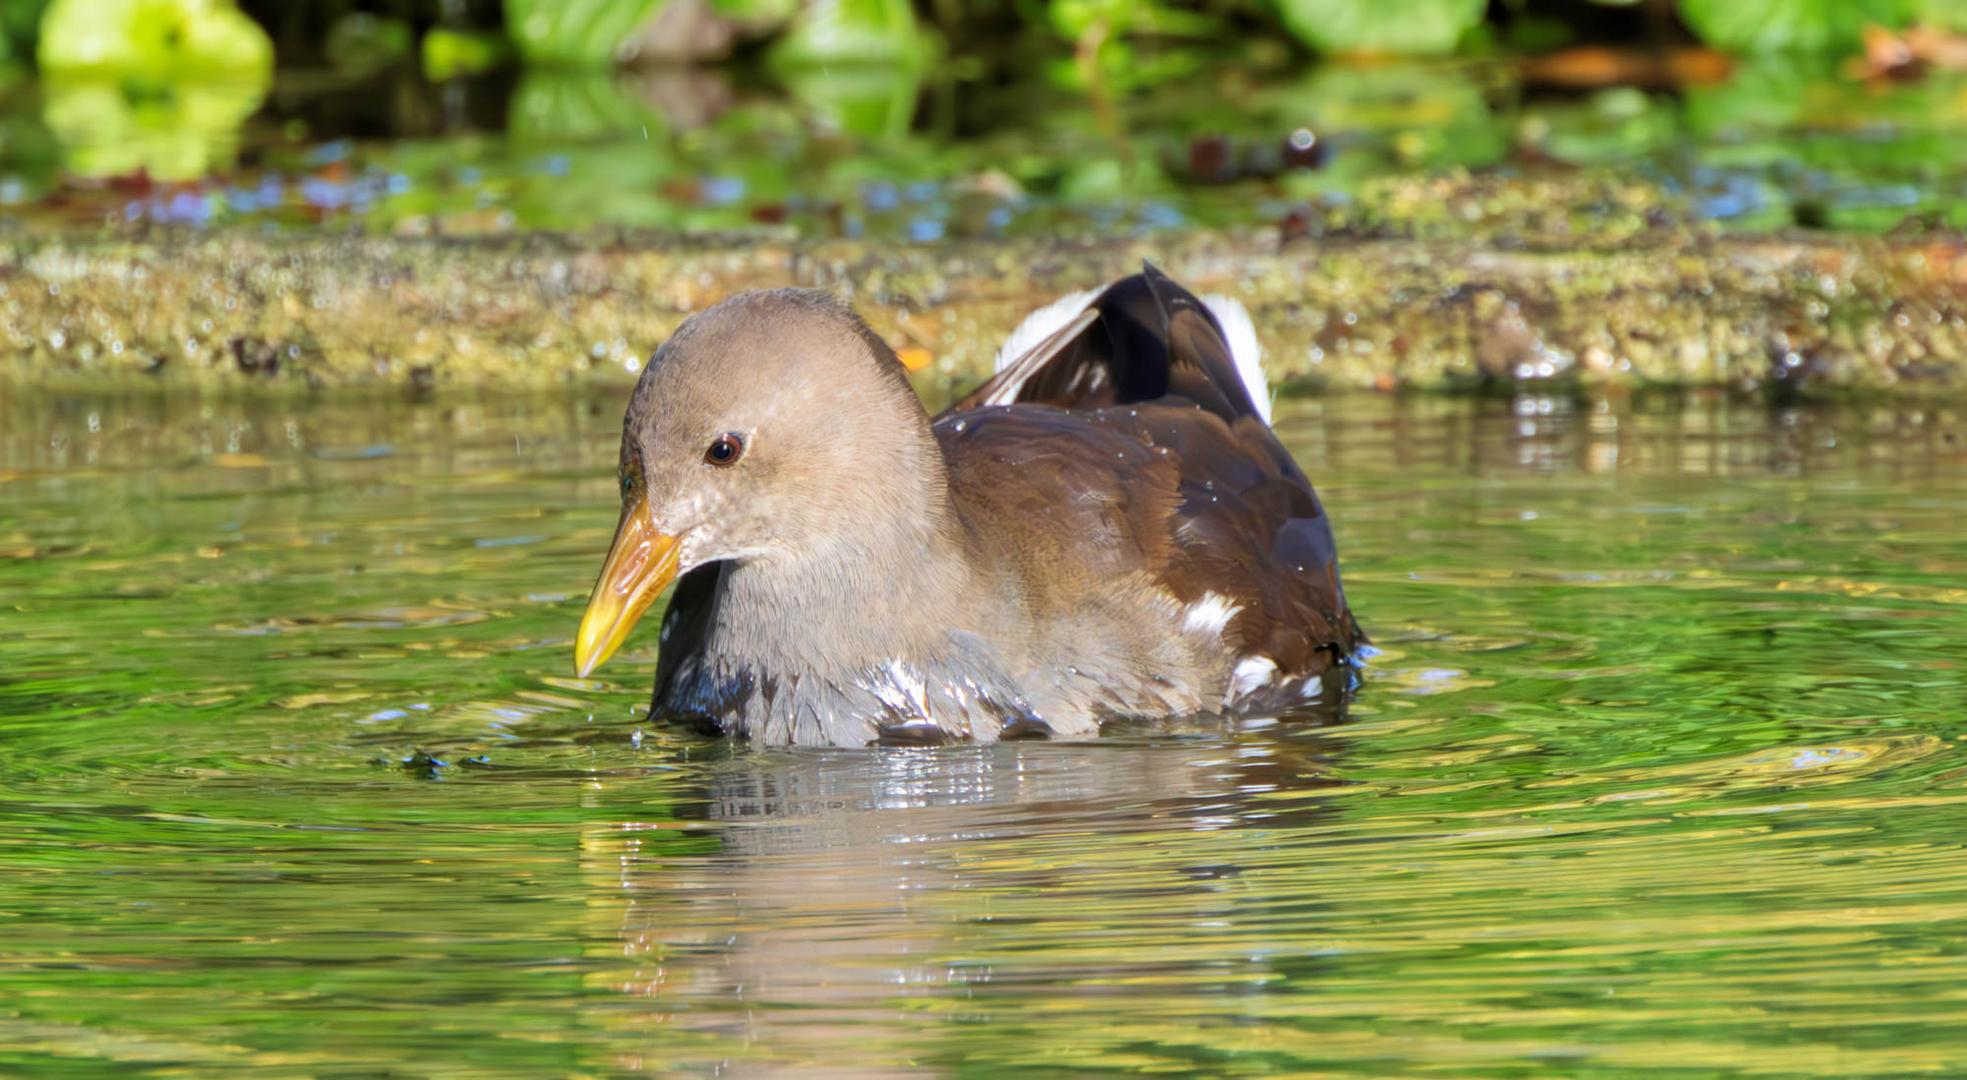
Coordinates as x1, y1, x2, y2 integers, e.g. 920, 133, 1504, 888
37, 0, 272, 83
1271, 0, 1486, 55
33, 0, 270, 178
1678, 0, 1913, 54
766, 0, 932, 137
772, 0, 929, 64
505, 0, 664, 64
422, 28, 509, 81
1914, 0, 1967, 32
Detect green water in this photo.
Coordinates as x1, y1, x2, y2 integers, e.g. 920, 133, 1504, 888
3, 390, 1966, 1076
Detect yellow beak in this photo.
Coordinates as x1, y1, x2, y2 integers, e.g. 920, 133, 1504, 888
574, 491, 681, 677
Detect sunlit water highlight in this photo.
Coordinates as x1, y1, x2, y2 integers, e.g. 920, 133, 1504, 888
3, 391, 1965, 1076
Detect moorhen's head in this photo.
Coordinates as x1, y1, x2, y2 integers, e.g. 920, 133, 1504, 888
573, 289, 942, 676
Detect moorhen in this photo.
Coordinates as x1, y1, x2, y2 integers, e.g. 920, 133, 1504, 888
575, 265, 1362, 745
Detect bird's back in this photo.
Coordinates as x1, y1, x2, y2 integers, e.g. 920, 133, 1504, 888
935, 266, 1361, 715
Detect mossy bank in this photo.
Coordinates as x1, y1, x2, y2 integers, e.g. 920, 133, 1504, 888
4, 223, 1965, 398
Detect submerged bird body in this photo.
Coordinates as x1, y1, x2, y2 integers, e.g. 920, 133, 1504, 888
577, 267, 1361, 746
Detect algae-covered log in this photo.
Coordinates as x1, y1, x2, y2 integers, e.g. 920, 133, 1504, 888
2, 228, 1963, 395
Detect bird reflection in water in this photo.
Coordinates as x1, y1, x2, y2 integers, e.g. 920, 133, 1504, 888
580, 699, 1352, 1076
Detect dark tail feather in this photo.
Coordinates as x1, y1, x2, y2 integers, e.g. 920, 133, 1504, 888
944, 262, 1265, 424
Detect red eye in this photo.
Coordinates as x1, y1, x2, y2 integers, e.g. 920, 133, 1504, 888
705, 432, 744, 466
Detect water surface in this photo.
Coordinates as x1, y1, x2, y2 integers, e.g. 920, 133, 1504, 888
3, 391, 1966, 1075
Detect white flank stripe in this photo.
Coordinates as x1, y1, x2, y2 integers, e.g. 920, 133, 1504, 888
1229, 656, 1278, 702
1181, 592, 1241, 638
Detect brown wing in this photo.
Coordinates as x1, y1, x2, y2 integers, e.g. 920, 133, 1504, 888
1133, 403, 1364, 671
939, 401, 1360, 680
943, 263, 1267, 423
942, 264, 1361, 677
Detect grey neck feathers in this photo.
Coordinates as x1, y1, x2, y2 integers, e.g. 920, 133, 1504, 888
657, 396, 1044, 745
712, 420, 982, 677
664, 466, 1044, 745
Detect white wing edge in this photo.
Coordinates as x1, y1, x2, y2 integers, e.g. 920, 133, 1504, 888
992, 287, 1273, 425
1200, 293, 1271, 425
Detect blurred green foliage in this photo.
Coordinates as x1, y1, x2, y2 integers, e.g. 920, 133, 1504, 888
1918, 0, 1967, 32
41, 79, 264, 179
37, 0, 271, 82
325, 12, 413, 76
3, 0, 1966, 235
1269, 64, 1504, 173
421, 27, 507, 80
1678, 0, 1912, 54
505, 0, 665, 63
773, 0, 927, 64
33, 0, 270, 180
768, 0, 932, 137
1521, 86, 1677, 166
1272, 0, 1487, 56
0, 1, 52, 70
11, 0, 1961, 89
